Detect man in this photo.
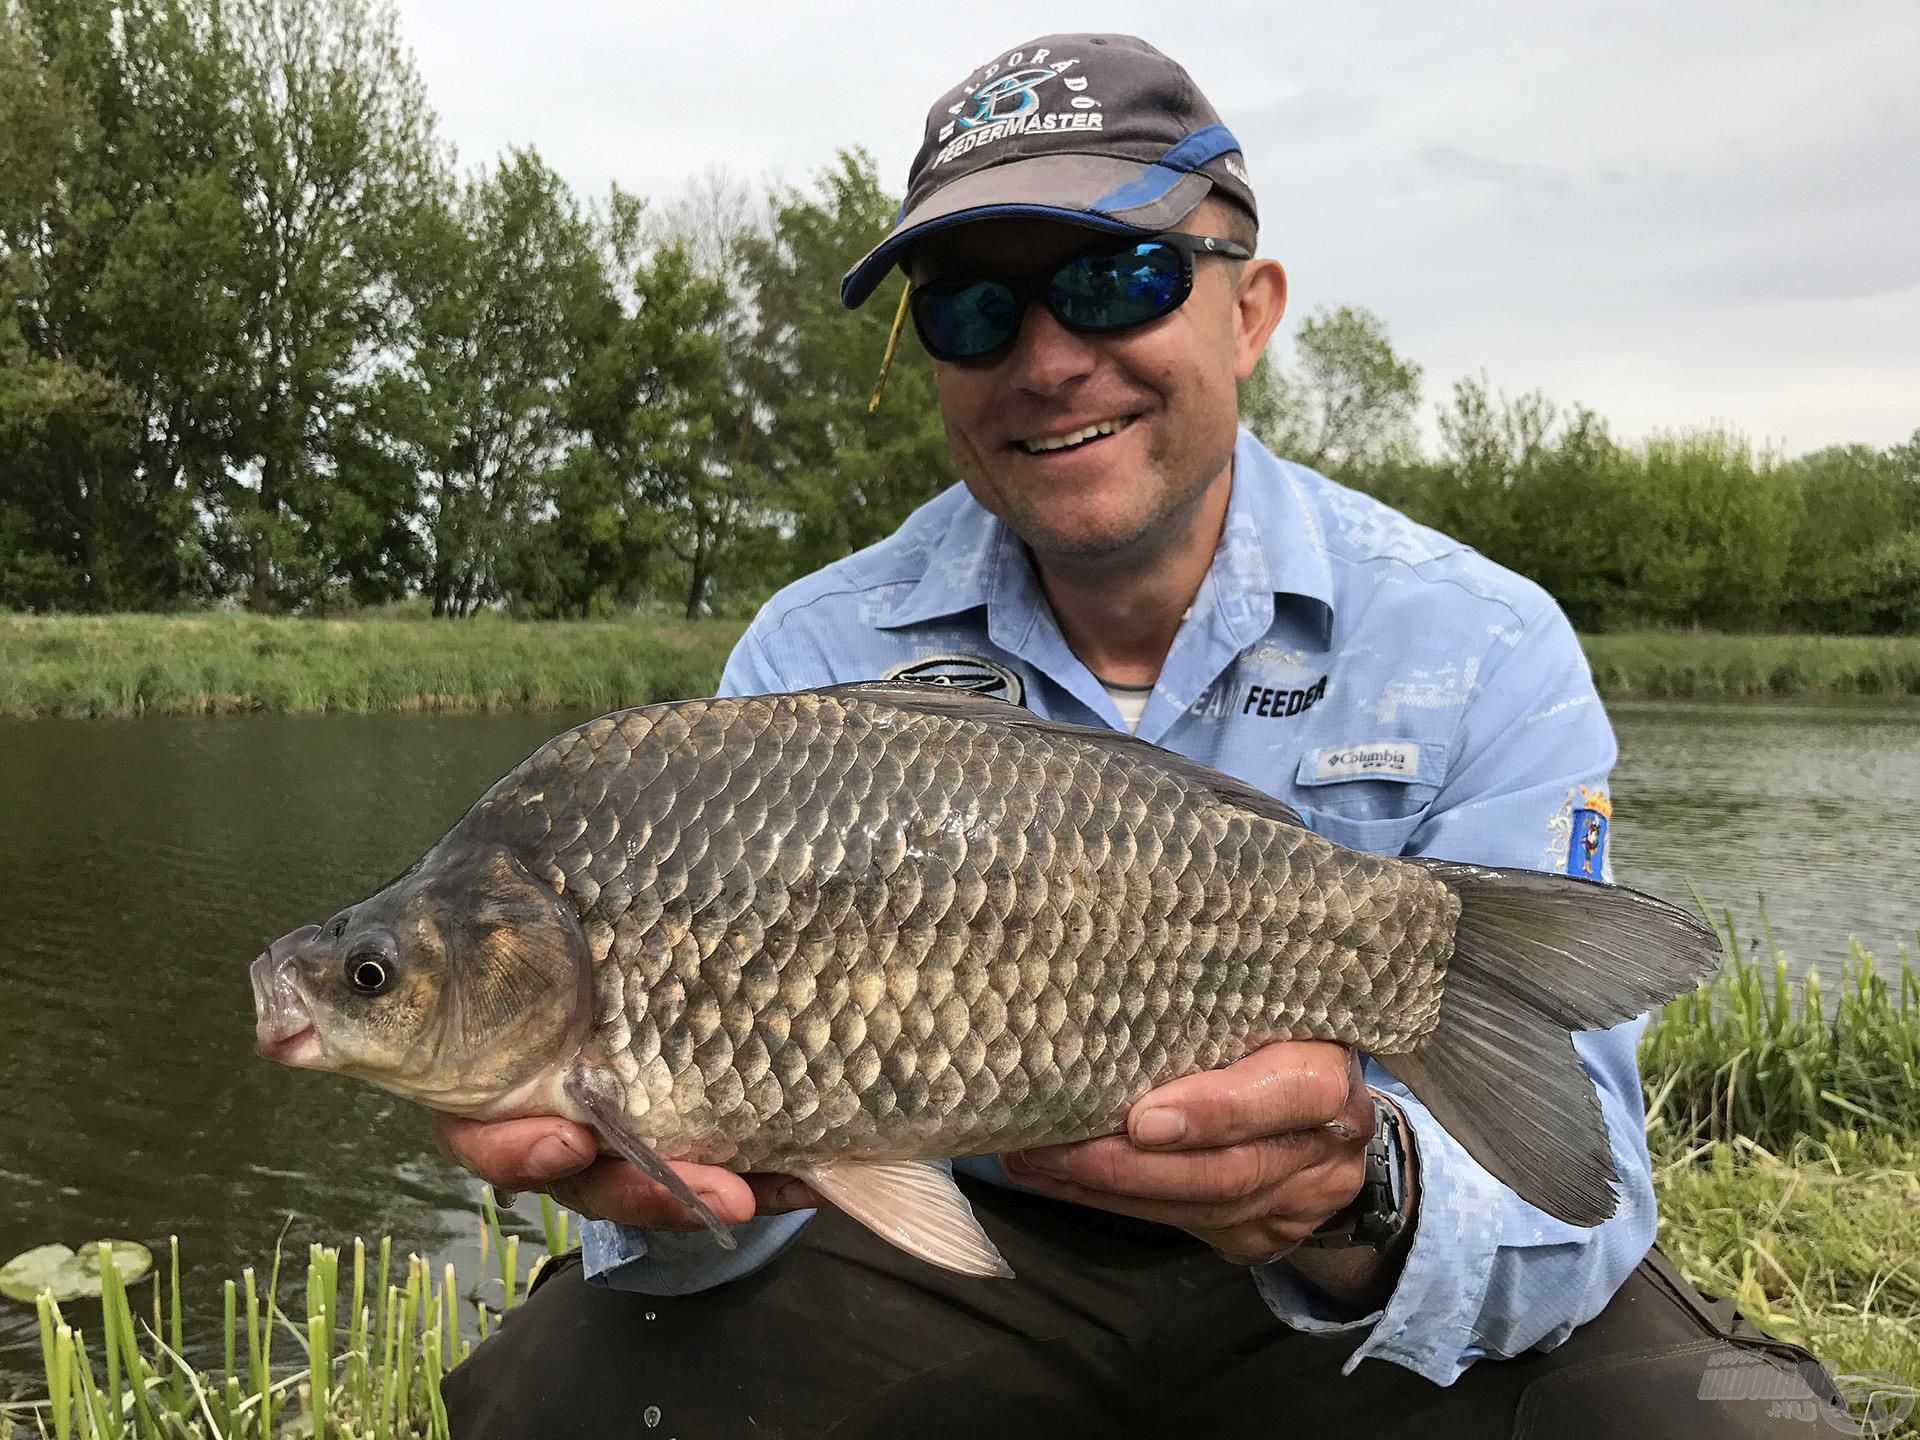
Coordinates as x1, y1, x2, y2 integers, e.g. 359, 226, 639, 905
440, 33, 1834, 1438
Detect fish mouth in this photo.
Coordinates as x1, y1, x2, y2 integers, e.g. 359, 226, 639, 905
251, 925, 322, 1066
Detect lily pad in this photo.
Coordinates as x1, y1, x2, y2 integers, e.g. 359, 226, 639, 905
0, 1239, 153, 1302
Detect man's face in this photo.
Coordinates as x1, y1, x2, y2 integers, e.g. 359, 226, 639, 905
910, 200, 1285, 569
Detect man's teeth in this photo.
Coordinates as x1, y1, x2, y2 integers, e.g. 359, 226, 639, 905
1020, 418, 1132, 454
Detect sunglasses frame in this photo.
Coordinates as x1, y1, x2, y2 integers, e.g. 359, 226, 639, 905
908, 230, 1253, 364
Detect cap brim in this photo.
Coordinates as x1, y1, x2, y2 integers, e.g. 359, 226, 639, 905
840, 152, 1215, 308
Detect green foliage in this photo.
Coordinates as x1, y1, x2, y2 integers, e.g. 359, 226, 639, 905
0, 611, 742, 716
1239, 304, 1423, 483
1644, 928, 1920, 1152
1652, 1136, 1920, 1406
738, 149, 954, 589
1638, 915, 1920, 1403
6, 1200, 571, 1440
1579, 631, 1920, 697
0, 0, 1912, 630
3, 613, 1918, 717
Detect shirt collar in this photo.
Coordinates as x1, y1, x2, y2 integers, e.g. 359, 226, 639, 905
878, 429, 1337, 641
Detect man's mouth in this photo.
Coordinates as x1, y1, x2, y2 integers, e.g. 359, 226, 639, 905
1016, 415, 1136, 455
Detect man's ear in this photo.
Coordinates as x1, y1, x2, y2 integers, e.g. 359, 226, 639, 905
1232, 258, 1288, 383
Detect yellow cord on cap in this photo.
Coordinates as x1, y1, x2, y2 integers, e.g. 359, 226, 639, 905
867, 278, 913, 413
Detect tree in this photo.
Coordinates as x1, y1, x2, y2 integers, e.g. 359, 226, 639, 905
1783, 445, 1910, 630
1, 0, 243, 607
389, 149, 606, 616
526, 228, 746, 620
738, 150, 953, 585
219, 0, 445, 610
1239, 305, 1422, 483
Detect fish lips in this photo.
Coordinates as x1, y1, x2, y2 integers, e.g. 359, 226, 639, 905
251, 924, 323, 1065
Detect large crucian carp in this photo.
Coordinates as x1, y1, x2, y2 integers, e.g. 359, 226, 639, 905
251, 683, 1717, 1278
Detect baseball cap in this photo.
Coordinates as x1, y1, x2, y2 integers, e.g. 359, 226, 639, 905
841, 33, 1257, 309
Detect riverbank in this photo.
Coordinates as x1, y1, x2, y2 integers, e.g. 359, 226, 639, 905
5, 613, 1919, 717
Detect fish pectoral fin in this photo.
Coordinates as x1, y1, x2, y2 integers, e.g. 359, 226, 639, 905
793, 1159, 1014, 1280
562, 1068, 737, 1252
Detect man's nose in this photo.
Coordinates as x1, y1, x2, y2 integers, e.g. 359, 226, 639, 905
1002, 302, 1098, 397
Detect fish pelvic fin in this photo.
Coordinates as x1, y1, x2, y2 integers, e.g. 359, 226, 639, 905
1386, 863, 1722, 1227
793, 1159, 1014, 1280
562, 1067, 737, 1251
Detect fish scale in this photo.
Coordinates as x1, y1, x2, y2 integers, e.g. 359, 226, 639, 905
461, 688, 1454, 1170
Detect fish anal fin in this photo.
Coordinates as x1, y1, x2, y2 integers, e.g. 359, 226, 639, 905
795, 1158, 1014, 1279
563, 1068, 737, 1252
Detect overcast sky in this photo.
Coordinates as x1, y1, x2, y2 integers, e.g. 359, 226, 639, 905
400, 1, 1918, 455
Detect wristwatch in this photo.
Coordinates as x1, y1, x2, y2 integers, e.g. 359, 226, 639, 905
1299, 1093, 1412, 1251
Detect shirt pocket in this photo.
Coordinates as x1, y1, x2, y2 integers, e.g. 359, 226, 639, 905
1291, 745, 1444, 856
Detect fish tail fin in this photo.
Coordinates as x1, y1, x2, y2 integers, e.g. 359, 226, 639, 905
1385, 863, 1721, 1226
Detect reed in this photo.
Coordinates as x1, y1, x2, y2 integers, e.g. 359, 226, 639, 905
1582, 630, 1920, 699
0, 1192, 570, 1440
1641, 902, 1920, 1151
0, 613, 743, 719
6, 614, 1919, 718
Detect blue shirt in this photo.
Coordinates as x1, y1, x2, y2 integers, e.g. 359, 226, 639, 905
582, 429, 1653, 1387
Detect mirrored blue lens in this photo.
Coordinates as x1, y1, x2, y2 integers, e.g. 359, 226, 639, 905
1051, 242, 1183, 330
917, 280, 1022, 359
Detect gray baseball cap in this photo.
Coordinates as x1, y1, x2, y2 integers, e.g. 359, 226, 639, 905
841, 33, 1257, 309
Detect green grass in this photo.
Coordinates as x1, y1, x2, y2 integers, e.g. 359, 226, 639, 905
1653, 1133, 1920, 1413
0, 1191, 570, 1439
1582, 630, 1920, 699
0, 613, 744, 719
4, 614, 1919, 717
1640, 912, 1920, 1423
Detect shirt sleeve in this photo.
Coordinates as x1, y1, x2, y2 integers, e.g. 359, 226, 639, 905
1251, 599, 1658, 1386
583, 622, 827, 1297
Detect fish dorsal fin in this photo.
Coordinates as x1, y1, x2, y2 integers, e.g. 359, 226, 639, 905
792, 1158, 1014, 1279
813, 681, 1308, 830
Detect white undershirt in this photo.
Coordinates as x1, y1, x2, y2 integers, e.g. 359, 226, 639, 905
1101, 680, 1153, 734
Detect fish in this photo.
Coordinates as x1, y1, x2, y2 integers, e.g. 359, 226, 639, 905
250, 682, 1720, 1278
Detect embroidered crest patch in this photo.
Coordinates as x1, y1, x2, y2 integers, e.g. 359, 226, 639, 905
882, 653, 1026, 706
1566, 786, 1612, 881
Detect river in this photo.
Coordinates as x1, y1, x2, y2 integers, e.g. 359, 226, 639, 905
2, 699, 1915, 1391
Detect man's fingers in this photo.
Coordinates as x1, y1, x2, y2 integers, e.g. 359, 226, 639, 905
549, 1157, 760, 1230
536, 1161, 822, 1231
1003, 1146, 1355, 1235
432, 1112, 597, 1191
1127, 1040, 1360, 1150
1010, 1130, 1339, 1208
744, 1174, 824, 1215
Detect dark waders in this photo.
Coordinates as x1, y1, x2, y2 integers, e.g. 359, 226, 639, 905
445, 1176, 1853, 1439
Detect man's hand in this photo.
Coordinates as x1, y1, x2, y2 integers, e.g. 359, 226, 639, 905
1002, 1040, 1381, 1266
432, 1114, 821, 1230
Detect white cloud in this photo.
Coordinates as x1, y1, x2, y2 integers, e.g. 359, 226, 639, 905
398, 0, 1919, 452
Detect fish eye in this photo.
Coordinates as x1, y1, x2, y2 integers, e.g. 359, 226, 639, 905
347, 950, 392, 995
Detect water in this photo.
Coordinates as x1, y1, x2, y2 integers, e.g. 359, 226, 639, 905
1606, 701, 1919, 973
1, 700, 1915, 1391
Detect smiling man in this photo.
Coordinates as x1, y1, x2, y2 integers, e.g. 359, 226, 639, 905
440, 34, 1835, 1439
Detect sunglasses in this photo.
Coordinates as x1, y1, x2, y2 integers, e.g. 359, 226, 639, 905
908, 231, 1254, 364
